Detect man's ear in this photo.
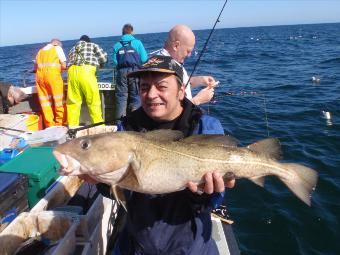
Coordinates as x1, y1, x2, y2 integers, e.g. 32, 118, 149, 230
173, 40, 180, 51
178, 84, 185, 100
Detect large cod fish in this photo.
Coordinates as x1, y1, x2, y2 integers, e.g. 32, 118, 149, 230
53, 130, 318, 206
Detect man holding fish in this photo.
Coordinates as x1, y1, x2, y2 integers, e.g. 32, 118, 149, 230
54, 55, 317, 254
55, 55, 236, 254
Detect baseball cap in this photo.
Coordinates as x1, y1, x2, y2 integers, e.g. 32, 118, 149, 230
127, 55, 183, 82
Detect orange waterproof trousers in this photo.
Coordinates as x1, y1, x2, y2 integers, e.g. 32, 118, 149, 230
36, 69, 66, 127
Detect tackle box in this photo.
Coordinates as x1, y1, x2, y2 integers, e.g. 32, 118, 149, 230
0, 147, 60, 208
0, 172, 28, 232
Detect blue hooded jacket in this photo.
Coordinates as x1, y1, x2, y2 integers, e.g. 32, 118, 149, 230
113, 34, 148, 67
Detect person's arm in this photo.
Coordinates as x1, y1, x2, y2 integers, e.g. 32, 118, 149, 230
137, 41, 148, 63
96, 44, 108, 65
61, 62, 67, 70
56, 46, 67, 71
190, 76, 216, 88
112, 43, 119, 67
191, 87, 214, 105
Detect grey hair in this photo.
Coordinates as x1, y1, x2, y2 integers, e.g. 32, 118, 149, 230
50, 38, 62, 47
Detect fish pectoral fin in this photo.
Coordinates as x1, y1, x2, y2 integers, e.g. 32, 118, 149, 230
247, 138, 282, 160
142, 129, 184, 142
112, 185, 127, 211
117, 164, 140, 191
181, 134, 239, 147
249, 176, 265, 187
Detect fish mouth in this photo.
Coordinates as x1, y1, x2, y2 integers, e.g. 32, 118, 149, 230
53, 151, 88, 176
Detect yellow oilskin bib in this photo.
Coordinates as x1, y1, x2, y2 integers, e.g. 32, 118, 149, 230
67, 65, 103, 127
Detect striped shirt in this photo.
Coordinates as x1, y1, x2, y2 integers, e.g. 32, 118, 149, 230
68, 41, 107, 67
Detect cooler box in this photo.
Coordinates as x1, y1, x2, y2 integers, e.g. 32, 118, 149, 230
0, 147, 60, 208
0, 173, 28, 232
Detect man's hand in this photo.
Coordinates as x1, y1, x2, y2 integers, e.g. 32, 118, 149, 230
192, 87, 214, 105
190, 76, 216, 88
187, 171, 235, 194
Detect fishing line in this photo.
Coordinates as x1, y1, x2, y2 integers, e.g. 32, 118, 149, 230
186, 0, 228, 89
212, 91, 271, 137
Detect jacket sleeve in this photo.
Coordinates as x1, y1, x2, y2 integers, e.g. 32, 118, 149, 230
112, 42, 120, 67
194, 115, 224, 135
136, 40, 148, 63
96, 44, 108, 65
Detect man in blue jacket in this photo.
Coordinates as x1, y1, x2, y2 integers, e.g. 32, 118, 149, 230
95, 55, 235, 255
113, 23, 148, 121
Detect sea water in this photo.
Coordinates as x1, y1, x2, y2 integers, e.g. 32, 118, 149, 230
1, 23, 339, 255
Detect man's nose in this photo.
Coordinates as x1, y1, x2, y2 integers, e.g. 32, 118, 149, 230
146, 85, 158, 98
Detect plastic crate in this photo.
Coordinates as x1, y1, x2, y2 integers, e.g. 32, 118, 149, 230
31, 176, 83, 213
0, 173, 28, 232
0, 211, 79, 255
0, 147, 59, 208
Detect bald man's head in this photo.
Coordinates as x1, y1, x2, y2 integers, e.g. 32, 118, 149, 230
164, 24, 195, 63
50, 38, 62, 47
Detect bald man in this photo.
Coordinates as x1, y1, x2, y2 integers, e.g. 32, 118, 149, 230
151, 24, 217, 105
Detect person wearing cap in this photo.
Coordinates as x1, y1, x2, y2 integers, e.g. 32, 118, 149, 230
150, 24, 217, 106
94, 55, 235, 255
34, 38, 67, 127
113, 23, 148, 121
67, 35, 108, 128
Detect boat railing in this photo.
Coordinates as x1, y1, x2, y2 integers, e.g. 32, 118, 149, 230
22, 67, 117, 91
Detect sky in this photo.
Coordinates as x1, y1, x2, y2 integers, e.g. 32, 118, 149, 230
1, 0, 340, 46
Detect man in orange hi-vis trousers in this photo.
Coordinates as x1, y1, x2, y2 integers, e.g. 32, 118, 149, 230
35, 38, 67, 127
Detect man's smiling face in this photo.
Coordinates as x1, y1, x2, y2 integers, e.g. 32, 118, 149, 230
139, 72, 185, 122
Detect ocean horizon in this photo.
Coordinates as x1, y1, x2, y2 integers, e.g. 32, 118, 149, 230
1, 22, 339, 254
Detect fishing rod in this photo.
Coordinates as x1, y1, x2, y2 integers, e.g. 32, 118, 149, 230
186, 0, 228, 88
67, 121, 106, 138
0, 126, 26, 133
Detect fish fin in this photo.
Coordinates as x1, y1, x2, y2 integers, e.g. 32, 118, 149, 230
112, 186, 127, 211
117, 164, 140, 191
279, 163, 318, 206
247, 138, 282, 160
249, 176, 265, 187
142, 129, 184, 141
181, 135, 239, 147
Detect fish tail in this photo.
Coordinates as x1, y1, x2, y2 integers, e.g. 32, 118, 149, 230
279, 163, 318, 206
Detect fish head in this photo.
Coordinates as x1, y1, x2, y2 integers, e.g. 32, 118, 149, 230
53, 133, 135, 180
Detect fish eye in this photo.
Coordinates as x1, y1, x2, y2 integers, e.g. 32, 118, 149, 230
80, 139, 91, 150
